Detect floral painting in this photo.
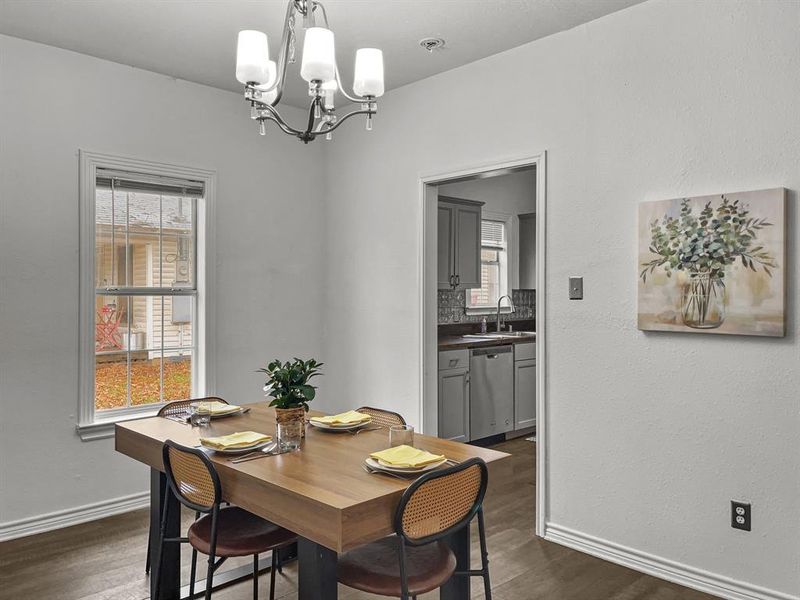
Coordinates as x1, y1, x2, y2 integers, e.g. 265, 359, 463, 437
638, 188, 786, 337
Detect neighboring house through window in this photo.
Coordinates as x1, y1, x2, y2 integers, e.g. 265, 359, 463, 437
78, 152, 215, 440
467, 218, 510, 310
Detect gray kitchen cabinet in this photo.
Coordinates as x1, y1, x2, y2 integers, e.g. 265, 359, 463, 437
469, 346, 514, 440
437, 204, 455, 288
438, 368, 470, 442
438, 349, 470, 442
438, 197, 483, 289
518, 212, 536, 289
514, 342, 536, 430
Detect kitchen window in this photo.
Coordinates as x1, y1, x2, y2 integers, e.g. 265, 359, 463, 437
466, 219, 510, 310
78, 152, 215, 440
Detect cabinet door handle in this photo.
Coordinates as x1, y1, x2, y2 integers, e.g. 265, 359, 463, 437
455, 274, 460, 286
449, 274, 456, 288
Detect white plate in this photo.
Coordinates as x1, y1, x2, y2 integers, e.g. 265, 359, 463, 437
309, 418, 372, 431
190, 402, 246, 419
201, 440, 275, 455
365, 456, 447, 474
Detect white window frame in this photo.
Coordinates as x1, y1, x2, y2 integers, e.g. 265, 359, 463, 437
465, 211, 514, 315
77, 151, 216, 441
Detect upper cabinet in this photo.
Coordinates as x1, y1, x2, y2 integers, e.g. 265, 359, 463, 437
438, 197, 483, 289
518, 212, 536, 289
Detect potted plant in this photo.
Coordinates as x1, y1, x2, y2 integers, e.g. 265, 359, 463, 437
640, 196, 776, 329
258, 358, 323, 438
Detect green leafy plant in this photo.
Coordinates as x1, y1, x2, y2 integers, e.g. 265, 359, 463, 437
258, 358, 323, 411
640, 196, 777, 284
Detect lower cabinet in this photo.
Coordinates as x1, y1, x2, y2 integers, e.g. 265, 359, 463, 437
514, 343, 536, 429
438, 341, 536, 442
438, 368, 470, 442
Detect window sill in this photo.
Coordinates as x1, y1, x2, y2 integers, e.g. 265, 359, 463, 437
465, 307, 514, 316
76, 406, 161, 441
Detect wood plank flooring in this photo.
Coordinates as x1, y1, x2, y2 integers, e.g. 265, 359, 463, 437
0, 439, 714, 600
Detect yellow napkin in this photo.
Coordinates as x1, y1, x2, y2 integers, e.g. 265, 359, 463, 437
192, 401, 241, 415
310, 410, 371, 425
200, 431, 271, 450
370, 445, 445, 468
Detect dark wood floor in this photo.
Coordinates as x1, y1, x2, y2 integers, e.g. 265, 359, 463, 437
0, 438, 714, 600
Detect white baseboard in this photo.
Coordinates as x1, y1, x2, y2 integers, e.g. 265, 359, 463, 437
0, 491, 149, 542
545, 523, 796, 600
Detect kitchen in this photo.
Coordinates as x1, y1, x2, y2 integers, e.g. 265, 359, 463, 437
433, 167, 537, 445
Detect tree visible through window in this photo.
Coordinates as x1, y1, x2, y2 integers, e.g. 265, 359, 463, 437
93, 171, 201, 411
467, 219, 508, 309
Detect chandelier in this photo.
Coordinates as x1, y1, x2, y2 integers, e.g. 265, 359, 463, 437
235, 0, 385, 144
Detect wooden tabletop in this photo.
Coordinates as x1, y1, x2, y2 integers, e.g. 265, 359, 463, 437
115, 403, 510, 553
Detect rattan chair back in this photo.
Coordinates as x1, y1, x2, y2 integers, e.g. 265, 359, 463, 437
395, 457, 488, 545
355, 406, 407, 429
157, 397, 229, 418
162, 440, 221, 513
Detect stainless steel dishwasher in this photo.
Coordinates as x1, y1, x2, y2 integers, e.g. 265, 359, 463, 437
469, 345, 514, 440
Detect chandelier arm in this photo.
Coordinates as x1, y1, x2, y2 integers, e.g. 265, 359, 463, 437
316, 107, 372, 135
313, 0, 373, 104
260, 113, 300, 137
256, 0, 298, 106
257, 102, 305, 136
301, 96, 322, 137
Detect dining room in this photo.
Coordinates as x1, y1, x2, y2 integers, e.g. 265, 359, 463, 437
1, 1, 799, 600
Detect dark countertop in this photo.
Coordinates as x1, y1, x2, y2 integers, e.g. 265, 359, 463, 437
438, 332, 536, 351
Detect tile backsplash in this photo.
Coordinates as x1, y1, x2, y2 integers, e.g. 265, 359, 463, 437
437, 289, 536, 324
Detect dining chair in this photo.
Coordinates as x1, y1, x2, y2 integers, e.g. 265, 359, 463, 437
145, 397, 230, 574
355, 406, 407, 429
153, 440, 297, 600
337, 457, 491, 600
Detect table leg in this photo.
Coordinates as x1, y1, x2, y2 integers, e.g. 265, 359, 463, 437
298, 537, 338, 600
150, 468, 181, 600
440, 525, 470, 599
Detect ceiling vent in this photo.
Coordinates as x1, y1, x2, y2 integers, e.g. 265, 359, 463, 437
419, 37, 445, 53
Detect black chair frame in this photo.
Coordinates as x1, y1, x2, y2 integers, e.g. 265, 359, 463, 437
392, 457, 491, 600
153, 440, 284, 600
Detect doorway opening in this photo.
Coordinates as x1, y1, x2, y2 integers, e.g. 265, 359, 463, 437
418, 153, 546, 534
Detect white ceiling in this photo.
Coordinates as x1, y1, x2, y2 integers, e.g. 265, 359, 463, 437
0, 0, 645, 107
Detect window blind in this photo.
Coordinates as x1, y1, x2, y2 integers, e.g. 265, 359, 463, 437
96, 168, 205, 197
481, 220, 505, 248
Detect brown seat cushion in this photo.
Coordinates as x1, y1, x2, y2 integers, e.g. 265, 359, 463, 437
188, 507, 296, 557
338, 536, 456, 597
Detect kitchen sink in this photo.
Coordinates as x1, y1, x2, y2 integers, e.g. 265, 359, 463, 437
463, 331, 535, 339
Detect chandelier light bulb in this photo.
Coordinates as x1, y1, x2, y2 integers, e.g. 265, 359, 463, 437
353, 48, 384, 97
259, 121, 267, 136
256, 60, 278, 90
236, 30, 271, 85
300, 27, 336, 83
322, 79, 337, 109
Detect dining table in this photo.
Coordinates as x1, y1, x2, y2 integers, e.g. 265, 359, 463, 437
115, 402, 511, 600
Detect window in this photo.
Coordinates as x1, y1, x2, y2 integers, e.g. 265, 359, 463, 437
467, 219, 510, 310
79, 152, 215, 439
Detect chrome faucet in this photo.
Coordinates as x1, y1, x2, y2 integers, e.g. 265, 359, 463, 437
496, 295, 516, 331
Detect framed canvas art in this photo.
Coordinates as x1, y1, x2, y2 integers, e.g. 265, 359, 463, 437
638, 188, 786, 337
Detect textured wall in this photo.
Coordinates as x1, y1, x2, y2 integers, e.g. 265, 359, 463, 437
321, 1, 800, 596
0, 35, 325, 524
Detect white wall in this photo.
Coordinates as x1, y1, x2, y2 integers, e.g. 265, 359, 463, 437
0, 35, 325, 525
439, 169, 536, 288
322, 1, 800, 598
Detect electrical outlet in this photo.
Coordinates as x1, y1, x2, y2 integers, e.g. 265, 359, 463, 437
731, 501, 751, 531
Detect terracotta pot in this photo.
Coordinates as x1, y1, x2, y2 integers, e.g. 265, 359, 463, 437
274, 406, 307, 438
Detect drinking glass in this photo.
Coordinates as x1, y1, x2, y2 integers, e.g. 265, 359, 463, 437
389, 425, 414, 448
277, 421, 302, 451
190, 405, 211, 427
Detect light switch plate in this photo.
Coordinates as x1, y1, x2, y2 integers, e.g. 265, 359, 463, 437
569, 277, 583, 300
